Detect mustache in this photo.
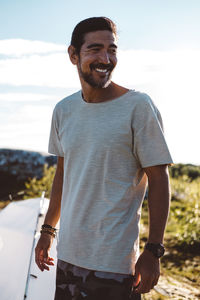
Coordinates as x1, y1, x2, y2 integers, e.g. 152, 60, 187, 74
90, 63, 114, 71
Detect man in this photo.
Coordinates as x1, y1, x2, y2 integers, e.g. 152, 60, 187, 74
35, 17, 173, 300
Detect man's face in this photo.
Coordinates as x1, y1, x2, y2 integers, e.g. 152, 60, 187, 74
77, 30, 117, 88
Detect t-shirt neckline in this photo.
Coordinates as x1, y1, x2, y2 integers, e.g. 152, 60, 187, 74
79, 89, 134, 105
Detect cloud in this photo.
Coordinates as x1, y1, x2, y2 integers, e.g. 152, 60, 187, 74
0, 39, 80, 88
0, 39, 65, 57
0, 39, 199, 92
115, 49, 200, 88
0, 103, 53, 152
0, 52, 80, 88
0, 93, 57, 102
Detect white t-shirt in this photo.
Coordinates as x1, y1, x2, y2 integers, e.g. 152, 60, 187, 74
48, 90, 173, 274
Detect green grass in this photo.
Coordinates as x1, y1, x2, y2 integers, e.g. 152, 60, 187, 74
140, 175, 200, 298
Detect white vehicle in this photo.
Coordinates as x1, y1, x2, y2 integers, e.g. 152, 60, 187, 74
0, 196, 57, 300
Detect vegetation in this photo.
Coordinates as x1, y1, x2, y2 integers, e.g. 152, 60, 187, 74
168, 175, 200, 245
169, 163, 200, 181
141, 169, 200, 299
23, 164, 56, 199
1, 163, 200, 298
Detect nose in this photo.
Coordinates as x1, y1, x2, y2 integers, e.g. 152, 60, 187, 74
98, 50, 110, 64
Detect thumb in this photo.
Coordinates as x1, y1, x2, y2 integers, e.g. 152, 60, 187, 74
133, 266, 141, 287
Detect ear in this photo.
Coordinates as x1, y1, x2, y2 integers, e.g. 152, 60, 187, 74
68, 45, 79, 65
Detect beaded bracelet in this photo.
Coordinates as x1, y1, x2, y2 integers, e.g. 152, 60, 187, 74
40, 229, 56, 238
42, 224, 57, 232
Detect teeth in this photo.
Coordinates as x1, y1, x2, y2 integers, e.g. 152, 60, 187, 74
95, 68, 108, 73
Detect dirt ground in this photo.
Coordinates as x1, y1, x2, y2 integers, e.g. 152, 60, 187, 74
142, 274, 200, 300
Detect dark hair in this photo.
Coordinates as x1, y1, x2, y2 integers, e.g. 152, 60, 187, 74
70, 17, 117, 54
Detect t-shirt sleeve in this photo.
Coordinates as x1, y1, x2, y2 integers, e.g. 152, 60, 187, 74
132, 96, 173, 168
48, 107, 64, 157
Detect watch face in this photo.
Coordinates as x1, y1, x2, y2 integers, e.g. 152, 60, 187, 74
145, 243, 165, 258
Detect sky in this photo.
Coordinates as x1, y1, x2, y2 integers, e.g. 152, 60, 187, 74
0, 0, 200, 165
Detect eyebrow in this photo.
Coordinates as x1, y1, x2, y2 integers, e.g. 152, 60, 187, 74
87, 43, 118, 49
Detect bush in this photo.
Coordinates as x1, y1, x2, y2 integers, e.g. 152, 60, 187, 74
168, 175, 200, 246
169, 164, 200, 180
24, 164, 56, 199
141, 174, 200, 248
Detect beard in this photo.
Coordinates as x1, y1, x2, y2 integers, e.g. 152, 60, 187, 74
78, 62, 115, 88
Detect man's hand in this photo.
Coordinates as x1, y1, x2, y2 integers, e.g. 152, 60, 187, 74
35, 233, 55, 271
133, 250, 160, 294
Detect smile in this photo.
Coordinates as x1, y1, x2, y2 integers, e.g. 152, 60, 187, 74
95, 68, 109, 73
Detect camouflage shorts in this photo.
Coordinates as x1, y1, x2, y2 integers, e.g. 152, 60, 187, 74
54, 259, 141, 300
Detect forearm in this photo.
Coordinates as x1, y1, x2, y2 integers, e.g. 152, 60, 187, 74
145, 165, 171, 243
44, 157, 63, 227
134, 165, 170, 293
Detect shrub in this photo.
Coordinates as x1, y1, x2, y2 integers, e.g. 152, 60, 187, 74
169, 164, 200, 180
24, 164, 56, 199
141, 175, 200, 247
168, 176, 200, 245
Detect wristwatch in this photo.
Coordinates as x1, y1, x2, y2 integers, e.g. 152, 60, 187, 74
145, 243, 165, 258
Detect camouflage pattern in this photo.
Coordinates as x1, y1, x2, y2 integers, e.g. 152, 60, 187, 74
54, 259, 141, 300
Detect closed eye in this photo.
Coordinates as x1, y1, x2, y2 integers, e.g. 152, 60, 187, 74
91, 48, 101, 52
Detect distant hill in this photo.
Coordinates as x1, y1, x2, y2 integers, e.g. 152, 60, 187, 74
169, 163, 200, 180
0, 149, 57, 200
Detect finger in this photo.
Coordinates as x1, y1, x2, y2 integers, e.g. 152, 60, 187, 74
45, 258, 55, 266
43, 264, 50, 271
40, 252, 54, 270
133, 268, 141, 287
41, 260, 54, 271
135, 275, 153, 294
135, 283, 148, 294
36, 249, 47, 272
133, 281, 140, 290
40, 260, 54, 271
48, 257, 54, 261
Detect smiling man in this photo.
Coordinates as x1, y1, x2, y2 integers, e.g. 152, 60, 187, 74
35, 17, 173, 300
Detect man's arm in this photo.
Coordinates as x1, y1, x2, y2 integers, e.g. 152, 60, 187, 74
134, 164, 170, 294
35, 156, 64, 271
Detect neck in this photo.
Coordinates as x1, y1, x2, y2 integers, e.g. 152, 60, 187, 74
81, 81, 129, 103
